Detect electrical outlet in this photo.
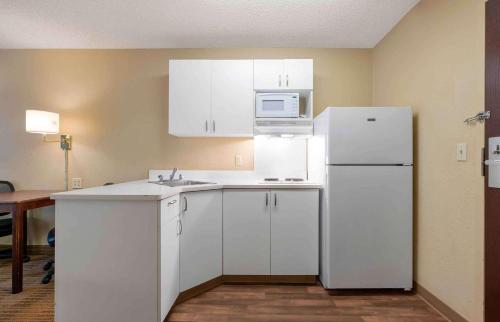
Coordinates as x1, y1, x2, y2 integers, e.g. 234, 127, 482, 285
457, 143, 467, 161
235, 154, 243, 167
72, 177, 83, 189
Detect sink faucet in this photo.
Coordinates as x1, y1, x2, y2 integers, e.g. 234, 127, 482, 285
169, 168, 178, 181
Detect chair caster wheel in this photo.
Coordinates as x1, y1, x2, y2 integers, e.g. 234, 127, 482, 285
42, 275, 52, 284
43, 262, 53, 271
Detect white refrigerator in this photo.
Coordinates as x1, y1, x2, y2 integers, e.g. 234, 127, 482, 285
308, 107, 413, 290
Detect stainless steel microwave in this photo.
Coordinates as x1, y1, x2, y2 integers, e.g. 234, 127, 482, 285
255, 93, 300, 118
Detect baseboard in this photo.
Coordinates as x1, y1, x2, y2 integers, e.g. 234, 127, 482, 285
414, 282, 469, 322
27, 245, 54, 255
223, 275, 317, 284
0, 245, 54, 255
176, 276, 224, 304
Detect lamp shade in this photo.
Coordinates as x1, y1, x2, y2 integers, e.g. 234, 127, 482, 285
26, 110, 59, 134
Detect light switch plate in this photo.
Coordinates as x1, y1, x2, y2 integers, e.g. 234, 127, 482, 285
72, 177, 83, 189
235, 154, 243, 167
457, 143, 467, 161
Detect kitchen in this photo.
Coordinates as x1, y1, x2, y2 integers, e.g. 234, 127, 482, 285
50, 58, 412, 321
0, 1, 489, 322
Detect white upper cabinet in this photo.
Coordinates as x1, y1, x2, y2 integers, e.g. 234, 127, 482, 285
254, 59, 313, 90
169, 59, 254, 137
254, 60, 285, 90
284, 59, 314, 90
169, 60, 212, 136
211, 60, 254, 137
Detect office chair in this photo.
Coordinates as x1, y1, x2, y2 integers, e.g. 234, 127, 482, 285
0, 180, 30, 262
41, 228, 55, 284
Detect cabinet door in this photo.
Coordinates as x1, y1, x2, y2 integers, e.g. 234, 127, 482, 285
270, 189, 319, 275
169, 60, 212, 136
254, 59, 284, 90
211, 60, 254, 137
160, 214, 179, 320
223, 189, 270, 275
179, 190, 222, 291
284, 59, 313, 90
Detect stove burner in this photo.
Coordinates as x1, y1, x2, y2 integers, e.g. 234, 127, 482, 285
284, 178, 305, 182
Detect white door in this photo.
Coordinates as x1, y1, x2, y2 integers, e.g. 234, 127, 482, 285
179, 190, 222, 291
211, 60, 254, 137
169, 60, 212, 136
284, 59, 313, 90
254, 59, 284, 90
270, 189, 319, 275
327, 107, 413, 164
160, 215, 179, 320
223, 189, 270, 275
327, 165, 412, 289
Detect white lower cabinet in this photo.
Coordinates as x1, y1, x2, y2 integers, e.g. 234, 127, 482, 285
223, 190, 270, 275
270, 189, 319, 275
222, 189, 319, 276
160, 195, 180, 321
179, 190, 223, 291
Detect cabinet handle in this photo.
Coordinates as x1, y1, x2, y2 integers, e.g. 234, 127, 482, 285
183, 196, 188, 212
212, 120, 215, 132
167, 199, 177, 206
205, 120, 208, 132
279, 74, 282, 87
177, 218, 183, 235
286, 74, 289, 87
265, 193, 269, 206
274, 193, 277, 207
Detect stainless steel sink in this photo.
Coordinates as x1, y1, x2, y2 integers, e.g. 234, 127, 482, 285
150, 180, 214, 187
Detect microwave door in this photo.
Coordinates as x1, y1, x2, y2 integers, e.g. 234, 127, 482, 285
261, 99, 285, 117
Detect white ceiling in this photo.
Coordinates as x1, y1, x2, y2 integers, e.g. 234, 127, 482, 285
0, 0, 419, 49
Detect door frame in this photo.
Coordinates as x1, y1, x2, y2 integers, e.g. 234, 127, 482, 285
484, 1, 500, 321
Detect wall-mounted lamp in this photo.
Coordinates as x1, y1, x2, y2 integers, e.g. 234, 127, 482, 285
26, 109, 72, 191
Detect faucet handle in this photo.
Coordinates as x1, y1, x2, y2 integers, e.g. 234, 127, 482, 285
158, 174, 164, 182
179, 174, 183, 180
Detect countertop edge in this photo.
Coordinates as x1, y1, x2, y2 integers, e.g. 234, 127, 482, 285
50, 182, 322, 201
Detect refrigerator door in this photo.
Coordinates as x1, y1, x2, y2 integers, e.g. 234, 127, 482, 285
326, 107, 412, 165
323, 165, 412, 289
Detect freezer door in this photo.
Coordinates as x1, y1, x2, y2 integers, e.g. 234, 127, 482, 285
325, 165, 412, 289
327, 107, 412, 164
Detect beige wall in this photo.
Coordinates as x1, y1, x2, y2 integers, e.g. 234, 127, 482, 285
0, 48, 372, 244
372, 1, 485, 321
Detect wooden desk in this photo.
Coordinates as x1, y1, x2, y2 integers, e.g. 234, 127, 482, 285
0, 191, 57, 294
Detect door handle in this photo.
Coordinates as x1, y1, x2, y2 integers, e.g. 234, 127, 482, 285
183, 196, 188, 212
178, 218, 183, 235
286, 74, 289, 87
485, 160, 500, 166
274, 193, 277, 207
265, 193, 269, 206
167, 199, 177, 206
279, 75, 282, 87
212, 120, 215, 132
205, 120, 208, 132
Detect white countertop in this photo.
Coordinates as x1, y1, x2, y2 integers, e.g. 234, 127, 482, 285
51, 179, 322, 201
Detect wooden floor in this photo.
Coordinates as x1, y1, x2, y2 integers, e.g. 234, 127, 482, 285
168, 284, 448, 322
1, 254, 446, 322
